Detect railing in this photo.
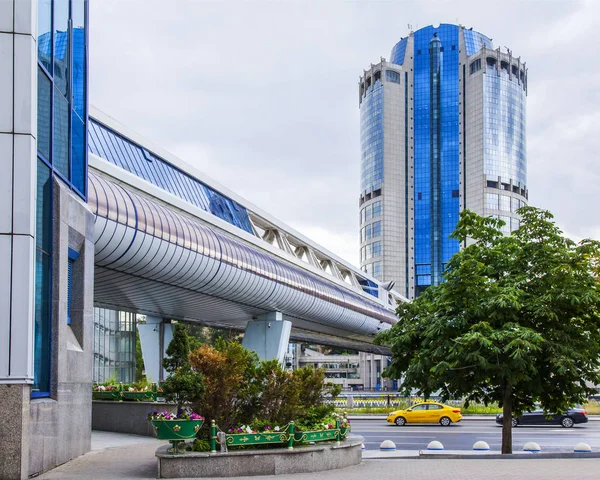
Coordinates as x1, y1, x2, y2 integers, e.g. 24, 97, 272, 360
209, 419, 350, 452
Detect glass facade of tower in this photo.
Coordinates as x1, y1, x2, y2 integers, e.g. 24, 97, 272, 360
413, 25, 460, 295
359, 24, 527, 298
483, 73, 527, 187
360, 78, 384, 195
34, 0, 89, 396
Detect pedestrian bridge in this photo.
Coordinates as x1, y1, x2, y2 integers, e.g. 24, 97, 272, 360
87, 107, 404, 367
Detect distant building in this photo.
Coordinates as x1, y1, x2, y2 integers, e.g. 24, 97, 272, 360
294, 345, 396, 391
358, 24, 528, 298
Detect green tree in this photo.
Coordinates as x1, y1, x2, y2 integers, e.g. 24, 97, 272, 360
135, 328, 145, 382
376, 207, 600, 453
161, 323, 205, 411
188, 339, 260, 430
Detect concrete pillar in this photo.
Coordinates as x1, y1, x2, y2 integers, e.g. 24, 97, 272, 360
0, 2, 37, 477
242, 312, 291, 364
137, 317, 173, 383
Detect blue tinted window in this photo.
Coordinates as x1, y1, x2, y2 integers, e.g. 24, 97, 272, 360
463, 29, 493, 56
37, 68, 51, 160
360, 79, 384, 195
72, 0, 86, 118
414, 24, 461, 293
33, 160, 52, 396
53, 0, 69, 96
71, 110, 86, 194
37, 0, 52, 72
88, 119, 254, 234
53, 88, 70, 178
390, 37, 408, 65
386, 70, 400, 83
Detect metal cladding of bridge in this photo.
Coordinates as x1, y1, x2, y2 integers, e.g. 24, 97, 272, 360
87, 107, 404, 375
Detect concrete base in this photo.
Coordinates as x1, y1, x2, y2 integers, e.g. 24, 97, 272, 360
92, 401, 177, 437
156, 435, 364, 478
0, 384, 30, 479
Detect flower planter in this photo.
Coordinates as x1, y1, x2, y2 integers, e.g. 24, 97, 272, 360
226, 431, 288, 447
293, 428, 339, 443
339, 425, 351, 439
122, 391, 155, 401
92, 391, 121, 401
152, 419, 204, 441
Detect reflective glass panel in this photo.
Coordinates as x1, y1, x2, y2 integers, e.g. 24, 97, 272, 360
37, 68, 51, 160
37, 0, 52, 72
36, 159, 52, 252
72, 0, 86, 118
53, 0, 69, 96
71, 110, 86, 193
53, 87, 70, 179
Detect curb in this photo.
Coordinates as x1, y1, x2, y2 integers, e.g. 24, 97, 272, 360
363, 451, 600, 460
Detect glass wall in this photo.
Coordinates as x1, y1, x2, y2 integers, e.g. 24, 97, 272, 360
93, 308, 137, 384
413, 24, 460, 296
463, 29, 493, 56
34, 0, 89, 397
360, 78, 384, 195
483, 71, 527, 189
88, 120, 254, 235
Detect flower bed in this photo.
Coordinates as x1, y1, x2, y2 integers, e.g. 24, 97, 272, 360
92, 383, 162, 401
225, 424, 293, 448
209, 415, 351, 452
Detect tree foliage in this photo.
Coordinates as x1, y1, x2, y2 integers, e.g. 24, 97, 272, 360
188, 340, 261, 430
188, 340, 341, 431
161, 323, 205, 410
376, 207, 600, 453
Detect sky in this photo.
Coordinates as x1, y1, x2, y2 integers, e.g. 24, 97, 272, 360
89, 0, 600, 266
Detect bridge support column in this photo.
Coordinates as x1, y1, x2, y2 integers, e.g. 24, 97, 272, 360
242, 312, 291, 364
137, 316, 174, 383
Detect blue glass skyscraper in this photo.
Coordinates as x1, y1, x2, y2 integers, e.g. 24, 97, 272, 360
359, 24, 528, 298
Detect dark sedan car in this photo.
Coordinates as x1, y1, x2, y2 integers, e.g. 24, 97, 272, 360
496, 408, 588, 428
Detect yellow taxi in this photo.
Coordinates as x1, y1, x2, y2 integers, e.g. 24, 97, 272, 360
387, 401, 462, 426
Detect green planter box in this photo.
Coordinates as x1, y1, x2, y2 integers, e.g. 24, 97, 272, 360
294, 429, 338, 443
340, 426, 351, 439
92, 391, 121, 401
226, 431, 289, 447
122, 391, 155, 401
152, 419, 204, 441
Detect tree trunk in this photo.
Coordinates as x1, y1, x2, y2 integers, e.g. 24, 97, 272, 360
501, 382, 513, 454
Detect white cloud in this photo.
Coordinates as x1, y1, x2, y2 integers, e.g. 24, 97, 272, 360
89, 0, 600, 268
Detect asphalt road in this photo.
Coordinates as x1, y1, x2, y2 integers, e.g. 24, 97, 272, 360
352, 418, 600, 452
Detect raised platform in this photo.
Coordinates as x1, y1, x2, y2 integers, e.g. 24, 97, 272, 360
155, 434, 364, 478
92, 401, 177, 437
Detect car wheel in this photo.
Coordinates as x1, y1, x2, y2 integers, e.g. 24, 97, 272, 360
440, 416, 452, 426
561, 417, 574, 428
395, 417, 406, 426
511, 418, 518, 428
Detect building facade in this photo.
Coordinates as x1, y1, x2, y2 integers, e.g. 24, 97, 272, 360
359, 24, 528, 298
1, 1, 94, 478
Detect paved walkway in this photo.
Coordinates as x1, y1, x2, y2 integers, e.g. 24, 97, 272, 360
38, 431, 600, 480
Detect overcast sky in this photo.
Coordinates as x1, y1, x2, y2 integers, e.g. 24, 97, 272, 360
89, 0, 600, 266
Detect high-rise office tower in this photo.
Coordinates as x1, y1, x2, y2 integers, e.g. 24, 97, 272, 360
359, 24, 528, 299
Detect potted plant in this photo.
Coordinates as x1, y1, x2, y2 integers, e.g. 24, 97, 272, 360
121, 383, 159, 401
337, 413, 351, 439
92, 384, 121, 401
148, 409, 205, 451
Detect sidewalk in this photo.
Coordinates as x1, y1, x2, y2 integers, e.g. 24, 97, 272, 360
37, 430, 600, 480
